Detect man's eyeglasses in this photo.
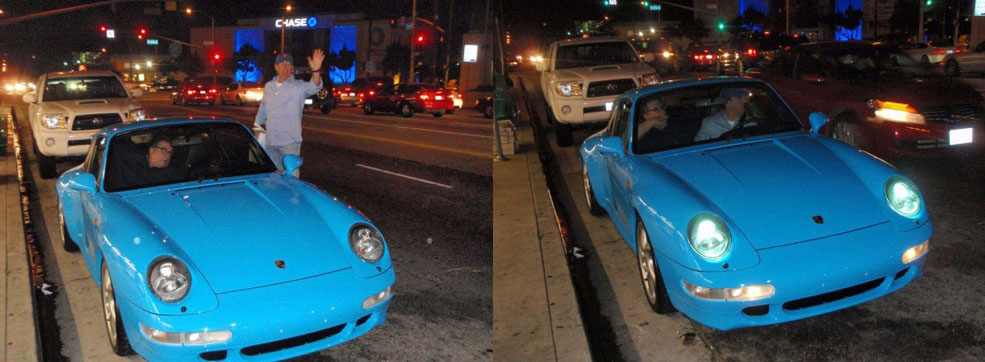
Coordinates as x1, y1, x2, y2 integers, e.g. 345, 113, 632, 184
151, 146, 173, 154
643, 105, 666, 113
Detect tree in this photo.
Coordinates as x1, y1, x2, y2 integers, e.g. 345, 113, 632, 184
730, 7, 768, 35
222, 44, 262, 82
792, 0, 821, 29
678, 17, 709, 43
327, 45, 357, 83
840, 5, 864, 40
889, 0, 919, 36
381, 43, 410, 79
177, 51, 204, 78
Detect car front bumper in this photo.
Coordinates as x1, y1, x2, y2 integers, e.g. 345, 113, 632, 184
658, 220, 932, 331
860, 117, 985, 157
34, 127, 98, 157
119, 267, 395, 361
549, 95, 619, 125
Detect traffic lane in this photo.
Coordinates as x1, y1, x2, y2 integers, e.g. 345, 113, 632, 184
139, 100, 492, 177
15, 103, 492, 360
516, 70, 985, 360
513, 71, 712, 361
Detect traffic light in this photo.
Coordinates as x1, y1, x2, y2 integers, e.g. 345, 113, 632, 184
99, 25, 107, 32
717, 22, 725, 31
213, 53, 221, 61
926, 0, 932, 5
416, 34, 425, 44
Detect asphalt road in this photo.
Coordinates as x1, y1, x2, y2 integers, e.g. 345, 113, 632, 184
511, 68, 985, 361
5, 92, 492, 361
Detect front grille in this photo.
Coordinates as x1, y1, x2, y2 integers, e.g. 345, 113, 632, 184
199, 350, 227, 360
894, 139, 948, 150
742, 305, 770, 316
586, 79, 636, 98
920, 103, 985, 124
68, 139, 91, 146
71, 113, 122, 130
240, 324, 345, 356
782, 277, 884, 311
583, 105, 608, 114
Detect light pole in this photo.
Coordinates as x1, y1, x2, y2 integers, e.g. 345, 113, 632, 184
186, 7, 217, 88
408, 0, 417, 84
281, 4, 293, 54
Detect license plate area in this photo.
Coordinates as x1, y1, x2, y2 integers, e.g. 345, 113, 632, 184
605, 102, 613, 111
949, 128, 973, 145
304, 99, 314, 105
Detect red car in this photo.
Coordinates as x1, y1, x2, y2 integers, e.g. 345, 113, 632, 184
750, 42, 984, 158
361, 84, 455, 118
686, 44, 719, 70
170, 77, 229, 106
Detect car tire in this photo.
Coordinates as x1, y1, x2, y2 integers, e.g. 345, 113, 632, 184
321, 104, 331, 114
364, 104, 374, 115
446, 108, 455, 115
484, 104, 494, 119
636, 217, 675, 314
433, 111, 443, 118
921, 55, 930, 66
101, 263, 134, 356
237, 96, 244, 107
830, 115, 864, 149
59, 202, 79, 252
400, 103, 414, 118
555, 123, 573, 147
171, 97, 177, 105
946, 60, 960, 77
582, 162, 605, 216
35, 143, 57, 179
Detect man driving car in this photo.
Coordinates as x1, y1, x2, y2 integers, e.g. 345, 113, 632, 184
694, 88, 752, 141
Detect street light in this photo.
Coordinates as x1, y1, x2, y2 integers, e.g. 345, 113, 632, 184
281, 4, 293, 53
185, 7, 217, 87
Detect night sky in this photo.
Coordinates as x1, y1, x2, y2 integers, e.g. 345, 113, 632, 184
0, 0, 490, 77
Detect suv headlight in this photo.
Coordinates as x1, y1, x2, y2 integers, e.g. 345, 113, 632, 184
642, 73, 660, 85
127, 108, 147, 122
349, 224, 385, 263
554, 81, 582, 97
147, 257, 191, 302
885, 176, 922, 217
686, 214, 731, 260
42, 114, 68, 129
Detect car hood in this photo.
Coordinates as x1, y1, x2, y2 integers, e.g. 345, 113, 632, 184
650, 136, 886, 250
554, 62, 654, 83
41, 97, 137, 116
122, 179, 350, 293
840, 74, 979, 108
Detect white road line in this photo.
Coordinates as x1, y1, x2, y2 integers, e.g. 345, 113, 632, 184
355, 163, 453, 189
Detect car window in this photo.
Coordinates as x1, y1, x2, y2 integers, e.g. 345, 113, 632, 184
796, 53, 825, 77
555, 41, 639, 69
766, 53, 796, 77
609, 100, 632, 146
43, 76, 128, 102
87, 135, 107, 186
229, 84, 239, 91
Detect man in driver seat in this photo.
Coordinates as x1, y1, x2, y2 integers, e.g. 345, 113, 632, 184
694, 88, 751, 141
115, 135, 184, 187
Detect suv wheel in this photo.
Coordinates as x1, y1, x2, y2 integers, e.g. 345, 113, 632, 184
484, 104, 494, 119
320, 104, 331, 114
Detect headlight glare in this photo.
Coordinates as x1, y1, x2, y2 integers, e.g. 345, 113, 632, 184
349, 225, 385, 263
42, 114, 67, 129
885, 176, 922, 217
128, 108, 146, 122
147, 257, 191, 302
642, 72, 660, 85
554, 81, 582, 96
686, 214, 731, 260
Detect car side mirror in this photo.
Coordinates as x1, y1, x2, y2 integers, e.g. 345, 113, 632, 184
597, 136, 625, 155
808, 112, 829, 134
131, 89, 144, 98
800, 74, 825, 83
283, 154, 302, 177
642, 54, 657, 62
22, 93, 36, 103
67, 172, 98, 193
535, 62, 548, 72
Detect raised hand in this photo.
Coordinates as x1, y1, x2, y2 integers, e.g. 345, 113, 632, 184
308, 49, 325, 72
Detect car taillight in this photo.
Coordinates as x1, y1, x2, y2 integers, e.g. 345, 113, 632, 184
694, 55, 700, 60
187, 90, 195, 95
705, 54, 713, 60
369, 91, 375, 95
419, 93, 429, 100
747, 48, 757, 57
209, 89, 217, 93
955, 49, 966, 53
934, 49, 948, 54
358, 92, 364, 97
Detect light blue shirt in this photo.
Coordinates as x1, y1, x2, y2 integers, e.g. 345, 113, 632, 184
254, 75, 321, 146
694, 111, 740, 142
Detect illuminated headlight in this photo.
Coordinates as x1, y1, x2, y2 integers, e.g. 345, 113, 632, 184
683, 280, 775, 301
868, 99, 926, 124
349, 224, 385, 263
662, 51, 672, 58
42, 114, 68, 129
902, 240, 930, 264
14, 83, 26, 92
722, 52, 730, 57
885, 176, 922, 217
127, 108, 146, 122
554, 81, 582, 97
140, 324, 231, 345
362, 286, 393, 309
642, 73, 660, 85
686, 214, 731, 259
246, 91, 263, 100
147, 257, 191, 302
4, 84, 13, 92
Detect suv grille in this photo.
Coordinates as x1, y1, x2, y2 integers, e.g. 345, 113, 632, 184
920, 103, 985, 124
586, 79, 636, 98
72, 113, 122, 130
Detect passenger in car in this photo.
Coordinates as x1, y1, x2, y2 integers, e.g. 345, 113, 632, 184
694, 88, 751, 141
115, 135, 185, 187
635, 98, 679, 151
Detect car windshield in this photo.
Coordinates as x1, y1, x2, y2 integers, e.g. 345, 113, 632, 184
555, 41, 639, 69
43, 76, 128, 101
240, 82, 259, 88
103, 122, 277, 192
632, 82, 803, 155
820, 47, 915, 79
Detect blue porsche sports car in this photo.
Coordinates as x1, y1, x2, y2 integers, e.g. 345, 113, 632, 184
56, 118, 395, 360
579, 78, 931, 330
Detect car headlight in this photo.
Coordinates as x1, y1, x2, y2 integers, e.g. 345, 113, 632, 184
686, 214, 731, 260
127, 108, 146, 122
42, 114, 68, 129
642, 73, 660, 85
349, 224, 385, 263
554, 81, 582, 97
885, 176, 922, 217
147, 257, 191, 302
867, 99, 926, 124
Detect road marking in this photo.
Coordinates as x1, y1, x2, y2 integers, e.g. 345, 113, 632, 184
355, 163, 452, 189
307, 114, 492, 139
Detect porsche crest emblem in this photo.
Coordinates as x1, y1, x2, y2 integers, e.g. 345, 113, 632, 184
275, 260, 286, 269
812, 215, 824, 224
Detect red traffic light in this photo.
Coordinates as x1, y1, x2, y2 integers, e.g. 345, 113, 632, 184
416, 35, 425, 44
100, 25, 107, 32
139, 28, 147, 35
213, 53, 221, 61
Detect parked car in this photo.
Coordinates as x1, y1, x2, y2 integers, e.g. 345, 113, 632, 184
362, 83, 455, 118
24, 70, 146, 178
218, 82, 264, 106
171, 79, 217, 106
749, 41, 984, 158
942, 40, 985, 76
897, 41, 961, 66
475, 95, 493, 118
537, 36, 660, 146
579, 77, 931, 330
55, 118, 394, 360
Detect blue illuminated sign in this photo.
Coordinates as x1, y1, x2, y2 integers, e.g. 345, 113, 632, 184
308, 17, 317, 28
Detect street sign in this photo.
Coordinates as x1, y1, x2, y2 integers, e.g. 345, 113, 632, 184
463, 44, 478, 63
169, 42, 182, 57
976, 0, 985, 16
147, 39, 159, 45
106, 29, 115, 39
405, 23, 413, 30
649, 4, 661, 10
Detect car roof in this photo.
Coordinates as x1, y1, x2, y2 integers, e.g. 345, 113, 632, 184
97, 118, 244, 138
45, 70, 120, 79
796, 41, 877, 52
623, 76, 768, 101
555, 36, 631, 46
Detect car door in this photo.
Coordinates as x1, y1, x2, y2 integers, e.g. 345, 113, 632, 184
966, 41, 985, 72
603, 99, 635, 230
79, 135, 107, 271
225, 83, 238, 100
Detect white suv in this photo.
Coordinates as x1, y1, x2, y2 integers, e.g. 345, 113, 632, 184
23, 70, 146, 178
537, 36, 659, 146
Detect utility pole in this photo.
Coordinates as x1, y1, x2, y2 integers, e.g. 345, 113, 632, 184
408, 0, 417, 84
919, 2, 925, 42
785, 0, 790, 34
431, 0, 439, 83
443, 0, 455, 85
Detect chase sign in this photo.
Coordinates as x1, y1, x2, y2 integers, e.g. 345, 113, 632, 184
266, 15, 332, 29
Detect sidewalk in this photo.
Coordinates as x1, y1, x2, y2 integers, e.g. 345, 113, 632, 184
492, 117, 591, 361
1, 108, 39, 361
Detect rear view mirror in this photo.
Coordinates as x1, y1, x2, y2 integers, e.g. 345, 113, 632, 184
808, 112, 829, 134
67, 173, 97, 193
597, 136, 625, 155
283, 154, 303, 177
536, 62, 547, 72
131, 89, 144, 98
22, 93, 36, 103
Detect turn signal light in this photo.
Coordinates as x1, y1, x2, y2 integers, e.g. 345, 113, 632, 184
877, 100, 918, 113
